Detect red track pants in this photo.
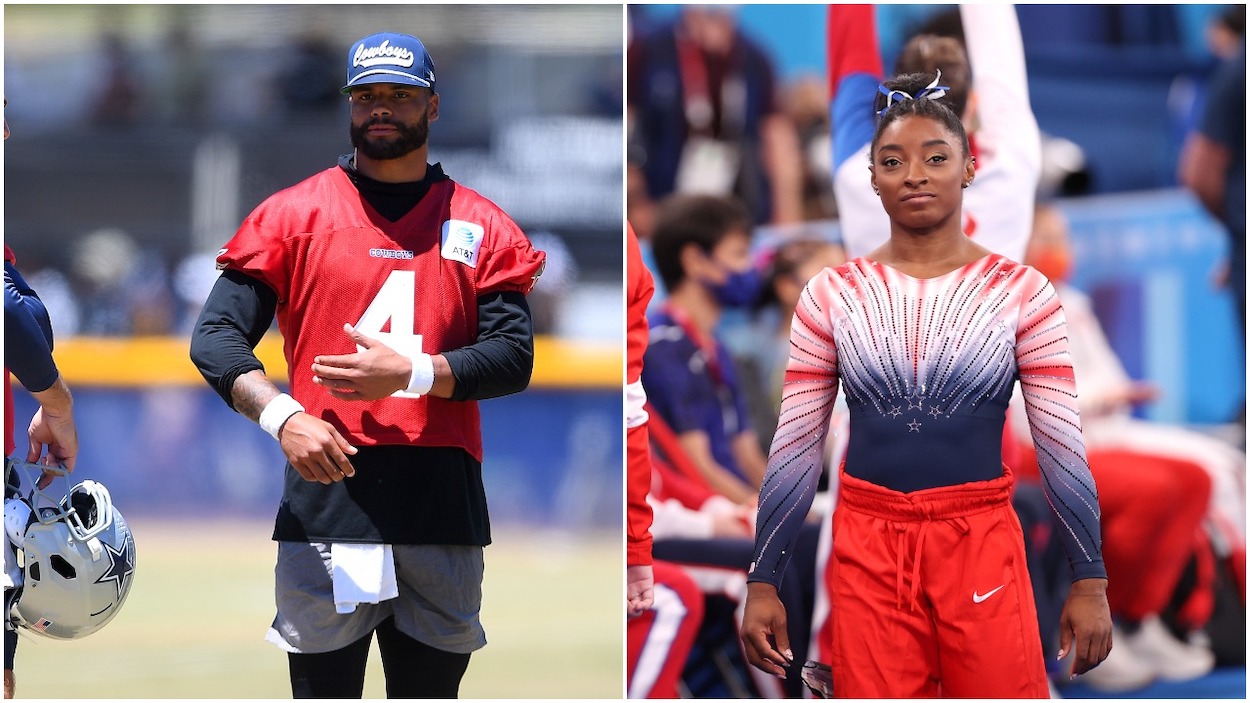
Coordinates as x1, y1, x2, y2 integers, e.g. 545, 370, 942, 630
830, 467, 1048, 698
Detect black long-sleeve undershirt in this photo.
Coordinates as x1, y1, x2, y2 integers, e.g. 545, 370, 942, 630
189, 269, 275, 410
444, 292, 534, 401
188, 269, 535, 410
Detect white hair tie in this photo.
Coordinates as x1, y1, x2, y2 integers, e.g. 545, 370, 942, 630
876, 69, 949, 116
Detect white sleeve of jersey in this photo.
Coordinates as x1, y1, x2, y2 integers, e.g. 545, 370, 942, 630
834, 143, 892, 259
626, 379, 649, 430
960, 4, 1042, 264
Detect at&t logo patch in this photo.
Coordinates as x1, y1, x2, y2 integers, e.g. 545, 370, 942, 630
441, 220, 484, 268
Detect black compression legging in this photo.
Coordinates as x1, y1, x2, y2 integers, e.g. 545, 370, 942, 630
288, 616, 471, 698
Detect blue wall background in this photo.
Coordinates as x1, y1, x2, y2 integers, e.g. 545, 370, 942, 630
632, 4, 1230, 82
1061, 190, 1243, 426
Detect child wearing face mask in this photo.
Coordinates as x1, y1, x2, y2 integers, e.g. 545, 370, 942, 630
642, 194, 769, 506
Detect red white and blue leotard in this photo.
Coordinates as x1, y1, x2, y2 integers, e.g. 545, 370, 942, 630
749, 254, 1106, 586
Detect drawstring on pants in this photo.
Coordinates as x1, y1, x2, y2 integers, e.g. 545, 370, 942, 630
893, 520, 930, 612
893, 512, 969, 612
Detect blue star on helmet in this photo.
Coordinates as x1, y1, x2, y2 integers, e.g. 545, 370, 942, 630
94, 538, 134, 599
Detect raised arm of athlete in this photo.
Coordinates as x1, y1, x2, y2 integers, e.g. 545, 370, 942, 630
827, 4, 888, 258
958, 3, 1042, 262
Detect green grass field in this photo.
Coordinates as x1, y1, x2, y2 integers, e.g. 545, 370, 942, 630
13, 519, 623, 699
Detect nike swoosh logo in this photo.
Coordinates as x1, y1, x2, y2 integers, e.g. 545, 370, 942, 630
972, 584, 1005, 604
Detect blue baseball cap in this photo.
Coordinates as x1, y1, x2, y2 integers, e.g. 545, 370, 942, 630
341, 32, 436, 95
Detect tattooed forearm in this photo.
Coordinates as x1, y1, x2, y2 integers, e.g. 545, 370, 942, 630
231, 369, 283, 422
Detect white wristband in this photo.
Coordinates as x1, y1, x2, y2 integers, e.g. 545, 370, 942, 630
259, 393, 305, 440
405, 352, 435, 396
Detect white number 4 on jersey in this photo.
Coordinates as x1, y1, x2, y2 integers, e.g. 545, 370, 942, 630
355, 270, 424, 399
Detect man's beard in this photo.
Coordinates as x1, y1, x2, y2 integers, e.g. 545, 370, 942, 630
350, 114, 429, 160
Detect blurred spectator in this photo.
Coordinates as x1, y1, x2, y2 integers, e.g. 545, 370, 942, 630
1205, 4, 1246, 61
71, 228, 175, 335
126, 253, 176, 336
734, 236, 845, 452
1039, 133, 1094, 199
627, 6, 802, 227
152, 24, 210, 127
72, 228, 137, 334
1178, 5, 1245, 332
277, 31, 342, 117
22, 268, 80, 339
756, 237, 844, 407
1027, 205, 1246, 564
90, 33, 142, 127
780, 76, 837, 221
173, 251, 225, 335
642, 194, 768, 504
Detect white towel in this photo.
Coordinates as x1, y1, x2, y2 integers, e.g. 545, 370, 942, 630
330, 543, 398, 614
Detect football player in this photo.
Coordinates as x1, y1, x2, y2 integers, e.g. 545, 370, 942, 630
190, 32, 544, 698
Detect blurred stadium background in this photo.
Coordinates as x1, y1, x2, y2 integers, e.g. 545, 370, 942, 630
4, 4, 624, 699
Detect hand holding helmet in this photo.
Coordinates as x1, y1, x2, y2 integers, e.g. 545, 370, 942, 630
5, 459, 136, 640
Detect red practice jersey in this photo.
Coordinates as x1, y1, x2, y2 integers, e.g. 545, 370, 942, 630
217, 166, 545, 461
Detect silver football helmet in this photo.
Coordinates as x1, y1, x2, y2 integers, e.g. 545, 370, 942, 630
5, 459, 136, 640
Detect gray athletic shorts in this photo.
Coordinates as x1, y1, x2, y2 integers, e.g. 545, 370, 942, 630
266, 541, 486, 655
